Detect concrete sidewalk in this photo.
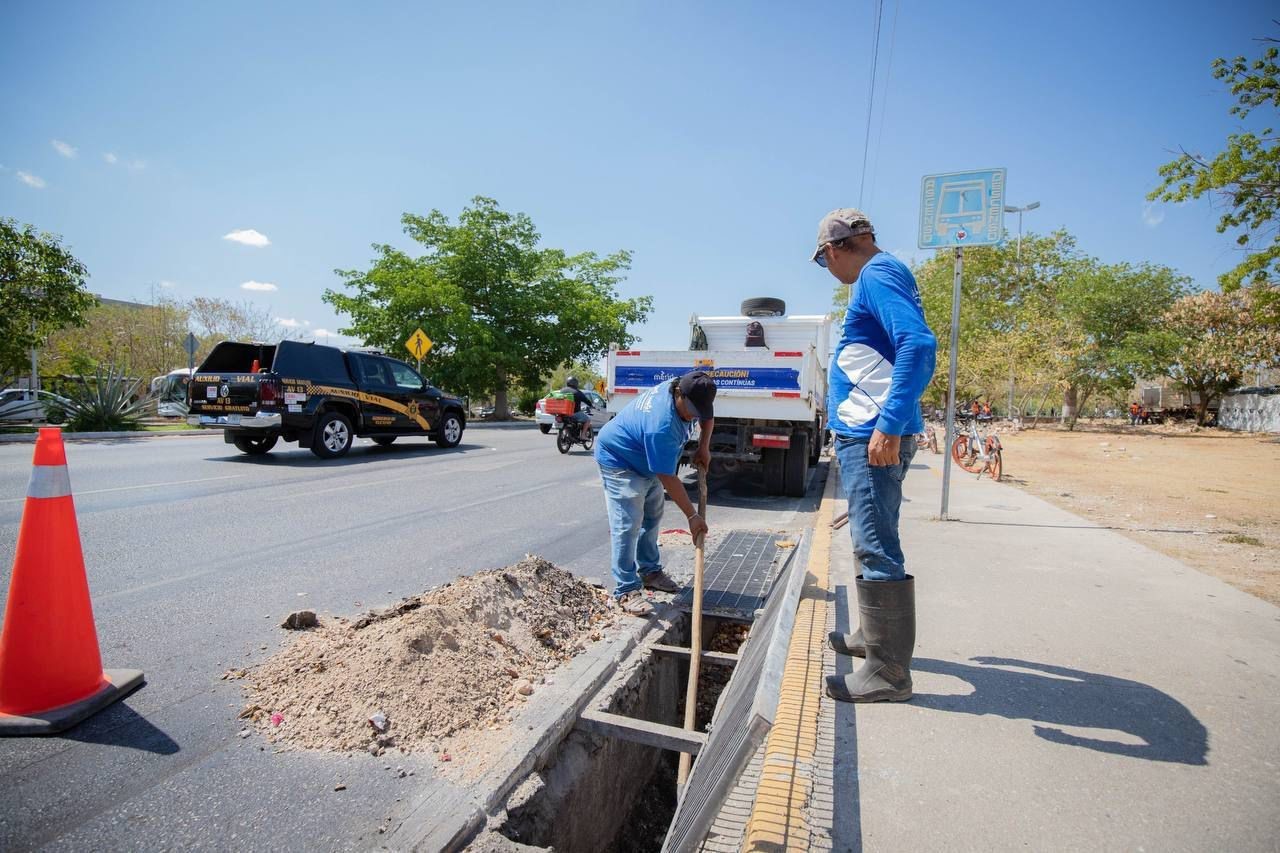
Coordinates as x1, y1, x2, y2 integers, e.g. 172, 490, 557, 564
750, 450, 1280, 852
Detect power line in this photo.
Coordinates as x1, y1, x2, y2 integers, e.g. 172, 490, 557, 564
857, 0, 885, 209
866, 0, 900, 210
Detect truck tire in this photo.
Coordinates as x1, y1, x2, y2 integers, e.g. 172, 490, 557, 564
808, 425, 822, 464
785, 433, 809, 497
312, 411, 354, 459
372, 436, 396, 447
763, 448, 786, 495
233, 434, 278, 455
435, 412, 464, 448
741, 297, 786, 317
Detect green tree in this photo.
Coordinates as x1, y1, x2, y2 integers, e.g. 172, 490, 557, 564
45, 297, 190, 381
186, 297, 296, 360
1162, 286, 1280, 425
1149, 35, 1280, 292
324, 197, 651, 417
0, 218, 96, 386
1054, 261, 1188, 429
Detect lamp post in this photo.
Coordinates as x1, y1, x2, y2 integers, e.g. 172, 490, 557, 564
1002, 201, 1040, 418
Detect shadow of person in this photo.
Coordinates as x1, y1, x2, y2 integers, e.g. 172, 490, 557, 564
911, 657, 1208, 766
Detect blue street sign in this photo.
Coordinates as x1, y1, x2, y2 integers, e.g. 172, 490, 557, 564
918, 168, 1007, 249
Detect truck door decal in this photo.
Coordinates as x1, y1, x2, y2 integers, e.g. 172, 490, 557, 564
305, 383, 433, 431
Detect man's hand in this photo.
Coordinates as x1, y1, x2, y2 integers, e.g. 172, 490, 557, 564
687, 512, 709, 542
693, 445, 711, 470
868, 429, 902, 467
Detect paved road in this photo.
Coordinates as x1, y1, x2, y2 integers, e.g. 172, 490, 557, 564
0, 425, 816, 850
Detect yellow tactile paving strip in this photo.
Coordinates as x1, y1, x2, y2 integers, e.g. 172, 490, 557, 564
743, 467, 838, 851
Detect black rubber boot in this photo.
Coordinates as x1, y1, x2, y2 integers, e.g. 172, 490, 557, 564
828, 627, 866, 658
825, 575, 914, 703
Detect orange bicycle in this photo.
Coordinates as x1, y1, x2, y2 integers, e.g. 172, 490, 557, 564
951, 415, 1003, 481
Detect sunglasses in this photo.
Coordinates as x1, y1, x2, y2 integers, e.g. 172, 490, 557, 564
814, 243, 830, 268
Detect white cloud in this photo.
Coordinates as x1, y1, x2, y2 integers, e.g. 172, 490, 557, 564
311, 328, 334, 338
1142, 203, 1165, 228
52, 139, 77, 159
103, 152, 119, 165
223, 228, 271, 248
304, 320, 312, 326
17, 171, 46, 189
277, 317, 303, 328
240, 280, 278, 292
158, 280, 177, 289
126, 159, 146, 172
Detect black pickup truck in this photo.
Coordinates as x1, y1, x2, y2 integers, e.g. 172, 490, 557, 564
187, 340, 467, 458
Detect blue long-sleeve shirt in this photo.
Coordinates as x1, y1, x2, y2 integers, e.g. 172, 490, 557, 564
827, 252, 937, 439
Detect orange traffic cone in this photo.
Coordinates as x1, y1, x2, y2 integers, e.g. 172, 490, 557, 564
0, 428, 144, 734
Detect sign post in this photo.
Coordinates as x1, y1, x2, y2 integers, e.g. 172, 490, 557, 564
919, 168, 1006, 520
184, 332, 199, 374
405, 328, 433, 373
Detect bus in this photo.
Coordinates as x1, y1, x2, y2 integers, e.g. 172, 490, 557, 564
151, 368, 194, 418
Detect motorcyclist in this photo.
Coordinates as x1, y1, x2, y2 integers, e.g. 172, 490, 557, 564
558, 376, 595, 439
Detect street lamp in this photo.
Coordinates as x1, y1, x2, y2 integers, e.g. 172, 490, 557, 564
1002, 201, 1040, 417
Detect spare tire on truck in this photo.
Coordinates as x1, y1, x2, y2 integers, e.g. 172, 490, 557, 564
741, 297, 786, 317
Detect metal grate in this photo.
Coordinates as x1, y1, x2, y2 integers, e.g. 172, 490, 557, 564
675, 530, 790, 619
662, 530, 811, 853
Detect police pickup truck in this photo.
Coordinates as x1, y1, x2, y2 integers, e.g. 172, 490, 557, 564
187, 340, 466, 459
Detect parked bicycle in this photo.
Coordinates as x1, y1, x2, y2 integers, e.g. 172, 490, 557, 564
917, 422, 941, 454
951, 414, 1003, 481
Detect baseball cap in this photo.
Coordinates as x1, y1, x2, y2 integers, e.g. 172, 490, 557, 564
811, 208, 875, 264
678, 371, 716, 421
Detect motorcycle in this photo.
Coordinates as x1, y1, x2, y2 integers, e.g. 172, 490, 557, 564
555, 412, 595, 454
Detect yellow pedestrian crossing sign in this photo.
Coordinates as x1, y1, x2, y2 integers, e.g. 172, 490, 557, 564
406, 329, 433, 361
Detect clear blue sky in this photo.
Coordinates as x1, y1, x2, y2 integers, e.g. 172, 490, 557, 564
1, 1, 1273, 353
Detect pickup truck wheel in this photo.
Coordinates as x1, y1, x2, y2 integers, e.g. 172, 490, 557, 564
233, 434, 278, 455
372, 436, 396, 447
312, 411, 353, 459
435, 412, 463, 448
762, 448, 786, 495
539, 423, 552, 434
784, 433, 809, 497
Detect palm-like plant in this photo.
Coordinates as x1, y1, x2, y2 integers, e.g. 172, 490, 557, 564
63, 364, 149, 432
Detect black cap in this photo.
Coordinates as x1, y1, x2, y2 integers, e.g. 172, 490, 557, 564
678, 371, 716, 421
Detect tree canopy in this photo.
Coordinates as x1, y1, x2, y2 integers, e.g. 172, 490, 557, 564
1149, 35, 1280, 292
324, 197, 652, 415
0, 218, 96, 385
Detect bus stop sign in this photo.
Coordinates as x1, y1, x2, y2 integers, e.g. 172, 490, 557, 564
918, 168, 1007, 249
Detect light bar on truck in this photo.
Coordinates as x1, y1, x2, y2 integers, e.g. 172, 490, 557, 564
752, 434, 791, 449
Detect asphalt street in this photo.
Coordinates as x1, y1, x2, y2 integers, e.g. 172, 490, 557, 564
0, 424, 817, 850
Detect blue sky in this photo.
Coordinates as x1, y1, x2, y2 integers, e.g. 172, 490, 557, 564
1, 1, 1273, 353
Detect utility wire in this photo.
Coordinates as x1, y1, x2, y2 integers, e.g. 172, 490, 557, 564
857, 0, 885, 209
866, 0, 900, 211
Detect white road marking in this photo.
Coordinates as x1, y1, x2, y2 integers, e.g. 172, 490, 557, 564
0, 474, 245, 504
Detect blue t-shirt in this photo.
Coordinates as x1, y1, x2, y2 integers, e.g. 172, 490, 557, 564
828, 252, 937, 439
595, 379, 692, 477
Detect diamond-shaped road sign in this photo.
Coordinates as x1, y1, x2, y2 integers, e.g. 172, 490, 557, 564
918, 168, 1007, 249
405, 329, 433, 361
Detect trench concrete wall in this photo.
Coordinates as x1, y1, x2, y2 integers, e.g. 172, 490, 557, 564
496, 632, 682, 853
1220, 391, 1280, 433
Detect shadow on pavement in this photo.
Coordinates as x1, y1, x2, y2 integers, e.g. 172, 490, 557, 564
912, 657, 1208, 765
206, 442, 486, 466
64, 703, 180, 756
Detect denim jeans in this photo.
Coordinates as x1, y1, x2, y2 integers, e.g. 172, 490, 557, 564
598, 465, 666, 597
835, 435, 917, 582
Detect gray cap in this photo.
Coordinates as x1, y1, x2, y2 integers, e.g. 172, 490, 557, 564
811, 208, 875, 262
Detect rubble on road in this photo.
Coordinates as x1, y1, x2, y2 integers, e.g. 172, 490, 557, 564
243, 556, 616, 754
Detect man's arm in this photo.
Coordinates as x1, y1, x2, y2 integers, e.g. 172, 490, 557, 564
866, 269, 937, 464
656, 474, 709, 540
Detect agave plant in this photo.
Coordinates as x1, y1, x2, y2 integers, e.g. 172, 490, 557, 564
63, 364, 149, 432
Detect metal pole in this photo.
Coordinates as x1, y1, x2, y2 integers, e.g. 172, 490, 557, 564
941, 247, 963, 520
29, 319, 39, 394
1007, 209, 1023, 418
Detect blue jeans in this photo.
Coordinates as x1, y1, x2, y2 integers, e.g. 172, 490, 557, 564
835, 435, 916, 582
598, 465, 666, 597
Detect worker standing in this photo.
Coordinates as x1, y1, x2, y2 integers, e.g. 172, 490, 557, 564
812, 209, 937, 703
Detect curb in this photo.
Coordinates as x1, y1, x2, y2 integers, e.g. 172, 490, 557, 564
0, 429, 215, 444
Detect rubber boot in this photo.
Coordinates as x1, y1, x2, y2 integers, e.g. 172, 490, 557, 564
825, 575, 914, 703
827, 627, 866, 658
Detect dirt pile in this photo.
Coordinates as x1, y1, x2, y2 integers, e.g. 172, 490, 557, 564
242, 556, 616, 754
